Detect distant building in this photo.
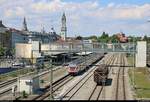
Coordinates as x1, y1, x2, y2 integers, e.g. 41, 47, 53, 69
116, 32, 128, 43
28, 27, 60, 44
0, 18, 60, 50
60, 12, 67, 41
0, 20, 12, 49
10, 28, 29, 48
82, 40, 92, 43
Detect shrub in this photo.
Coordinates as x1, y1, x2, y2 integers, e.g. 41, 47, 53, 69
22, 91, 28, 98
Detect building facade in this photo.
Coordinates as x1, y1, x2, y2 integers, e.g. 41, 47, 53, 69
28, 27, 60, 44
0, 20, 12, 49
0, 18, 61, 50
10, 28, 29, 48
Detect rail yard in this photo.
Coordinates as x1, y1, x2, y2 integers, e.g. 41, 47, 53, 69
1, 0, 150, 100
0, 41, 150, 101
0, 52, 135, 100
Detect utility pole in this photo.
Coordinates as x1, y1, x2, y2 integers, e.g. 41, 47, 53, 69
102, 79, 105, 100
133, 36, 135, 89
49, 56, 53, 100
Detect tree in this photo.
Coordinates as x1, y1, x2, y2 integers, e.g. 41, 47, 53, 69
97, 32, 110, 43
128, 36, 134, 42
143, 35, 148, 41
89, 35, 98, 42
110, 35, 118, 43
75, 36, 83, 40
101, 32, 109, 39
0, 45, 5, 56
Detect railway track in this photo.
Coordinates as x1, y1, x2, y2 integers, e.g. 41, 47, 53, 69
88, 54, 117, 100
0, 88, 12, 98
0, 65, 69, 98
61, 54, 115, 100
122, 54, 126, 100
115, 54, 126, 100
32, 53, 106, 100
33, 74, 74, 100
0, 53, 102, 99
0, 78, 17, 98
0, 78, 17, 89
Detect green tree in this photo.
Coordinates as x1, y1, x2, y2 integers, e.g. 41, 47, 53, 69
110, 35, 118, 43
89, 35, 98, 42
143, 35, 148, 41
128, 36, 134, 42
98, 32, 110, 43
76, 36, 83, 40
0, 45, 5, 56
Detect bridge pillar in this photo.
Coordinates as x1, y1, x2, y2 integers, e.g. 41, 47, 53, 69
136, 41, 147, 67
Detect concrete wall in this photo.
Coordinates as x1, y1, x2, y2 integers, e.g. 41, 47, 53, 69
41, 44, 50, 51
15, 41, 41, 59
136, 41, 147, 67
15, 43, 32, 58
32, 41, 40, 52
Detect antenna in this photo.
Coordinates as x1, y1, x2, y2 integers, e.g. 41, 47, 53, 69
50, 19, 54, 28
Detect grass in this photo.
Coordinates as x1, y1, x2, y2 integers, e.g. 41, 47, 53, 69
127, 55, 150, 98
0, 63, 59, 82
128, 55, 134, 65
0, 68, 36, 82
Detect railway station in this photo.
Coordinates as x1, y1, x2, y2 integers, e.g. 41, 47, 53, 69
1, 40, 150, 100
1, 0, 150, 101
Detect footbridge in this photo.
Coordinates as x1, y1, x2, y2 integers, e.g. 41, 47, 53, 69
16, 41, 146, 68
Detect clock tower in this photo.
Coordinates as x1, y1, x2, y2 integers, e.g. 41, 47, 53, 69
60, 12, 67, 41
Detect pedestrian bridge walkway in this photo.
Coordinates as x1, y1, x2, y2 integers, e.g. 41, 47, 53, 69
38, 42, 136, 55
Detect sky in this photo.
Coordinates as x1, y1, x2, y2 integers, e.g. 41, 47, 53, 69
0, 0, 150, 37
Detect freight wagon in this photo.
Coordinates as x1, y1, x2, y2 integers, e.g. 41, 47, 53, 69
94, 64, 109, 85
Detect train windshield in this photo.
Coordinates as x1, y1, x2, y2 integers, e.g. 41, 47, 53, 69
69, 63, 76, 68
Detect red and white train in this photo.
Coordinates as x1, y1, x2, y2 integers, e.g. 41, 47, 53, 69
67, 53, 105, 75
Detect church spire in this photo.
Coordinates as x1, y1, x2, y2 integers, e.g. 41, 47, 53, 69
22, 17, 28, 31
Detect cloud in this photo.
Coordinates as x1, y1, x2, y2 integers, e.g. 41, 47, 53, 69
86, 3, 150, 20
31, 0, 64, 12
112, 4, 150, 19
0, 0, 150, 36
107, 2, 115, 8
4, 7, 25, 18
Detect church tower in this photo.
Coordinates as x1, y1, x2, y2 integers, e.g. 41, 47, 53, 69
60, 12, 67, 41
22, 17, 28, 31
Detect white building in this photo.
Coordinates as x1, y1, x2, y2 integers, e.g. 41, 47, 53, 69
17, 75, 40, 94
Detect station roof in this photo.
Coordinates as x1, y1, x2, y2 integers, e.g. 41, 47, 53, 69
76, 52, 92, 55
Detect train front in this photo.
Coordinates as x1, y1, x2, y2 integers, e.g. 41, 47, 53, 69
67, 63, 78, 75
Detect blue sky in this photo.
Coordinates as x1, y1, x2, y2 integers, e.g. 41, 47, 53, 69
0, 0, 150, 37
